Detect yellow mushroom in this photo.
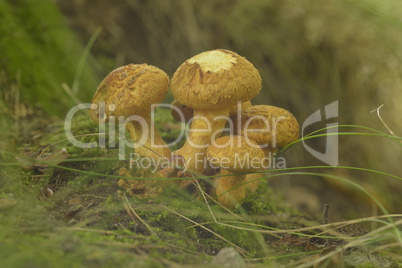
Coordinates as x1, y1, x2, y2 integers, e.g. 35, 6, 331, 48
90, 63, 172, 161
90, 64, 173, 197
206, 135, 266, 208
171, 49, 262, 174
237, 105, 300, 157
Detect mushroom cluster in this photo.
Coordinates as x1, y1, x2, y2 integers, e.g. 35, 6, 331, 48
90, 49, 300, 208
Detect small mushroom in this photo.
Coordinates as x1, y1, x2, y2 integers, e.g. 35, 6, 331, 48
237, 105, 300, 157
170, 99, 254, 178
206, 135, 266, 208
90, 63, 172, 161
171, 49, 262, 174
91, 64, 173, 197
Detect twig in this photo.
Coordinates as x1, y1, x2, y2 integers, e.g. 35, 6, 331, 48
323, 204, 329, 225
322, 204, 330, 246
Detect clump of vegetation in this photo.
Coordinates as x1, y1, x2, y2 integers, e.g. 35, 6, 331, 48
2, 0, 402, 267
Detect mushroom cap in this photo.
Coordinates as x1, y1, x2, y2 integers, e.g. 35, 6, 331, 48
206, 135, 265, 173
171, 49, 262, 110
229, 100, 252, 118
239, 105, 299, 149
90, 64, 169, 122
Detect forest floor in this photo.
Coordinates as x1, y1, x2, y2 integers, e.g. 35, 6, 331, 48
1, 106, 401, 267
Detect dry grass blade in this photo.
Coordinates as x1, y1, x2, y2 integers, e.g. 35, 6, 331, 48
294, 218, 402, 268
370, 104, 396, 136
159, 204, 249, 257
368, 242, 401, 254
190, 179, 282, 240
61, 83, 84, 109
123, 194, 158, 237
62, 226, 143, 238
220, 214, 402, 235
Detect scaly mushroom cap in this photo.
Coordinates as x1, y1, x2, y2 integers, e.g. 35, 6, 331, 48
90, 64, 169, 122
171, 49, 262, 110
239, 105, 299, 149
206, 135, 265, 173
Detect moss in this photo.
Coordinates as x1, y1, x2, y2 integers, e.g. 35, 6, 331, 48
0, 0, 100, 117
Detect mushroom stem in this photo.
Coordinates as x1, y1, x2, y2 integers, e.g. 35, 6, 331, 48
215, 170, 260, 209
126, 114, 171, 161
174, 107, 231, 173
206, 135, 265, 208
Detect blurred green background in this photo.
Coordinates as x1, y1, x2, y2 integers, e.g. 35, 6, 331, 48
1, 0, 402, 216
